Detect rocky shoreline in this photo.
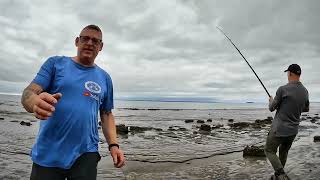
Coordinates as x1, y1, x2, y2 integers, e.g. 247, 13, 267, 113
1, 98, 320, 179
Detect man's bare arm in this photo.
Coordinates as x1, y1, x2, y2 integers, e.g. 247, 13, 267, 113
100, 110, 118, 145
21, 83, 43, 113
21, 83, 62, 120
100, 109, 125, 168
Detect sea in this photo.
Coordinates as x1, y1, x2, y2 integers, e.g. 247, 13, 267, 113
0, 94, 319, 180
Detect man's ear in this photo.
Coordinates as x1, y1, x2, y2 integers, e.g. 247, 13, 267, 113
75, 37, 79, 47
99, 42, 104, 51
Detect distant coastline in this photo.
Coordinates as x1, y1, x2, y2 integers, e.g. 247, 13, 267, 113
115, 98, 220, 103
1, 93, 319, 104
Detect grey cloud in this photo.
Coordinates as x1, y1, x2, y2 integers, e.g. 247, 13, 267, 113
0, 0, 319, 101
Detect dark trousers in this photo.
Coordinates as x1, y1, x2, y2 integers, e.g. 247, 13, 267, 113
30, 152, 101, 180
264, 131, 296, 173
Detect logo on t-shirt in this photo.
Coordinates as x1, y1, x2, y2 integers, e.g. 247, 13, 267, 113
85, 81, 101, 93
84, 81, 101, 101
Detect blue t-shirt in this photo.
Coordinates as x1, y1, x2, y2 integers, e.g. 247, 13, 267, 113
31, 56, 114, 169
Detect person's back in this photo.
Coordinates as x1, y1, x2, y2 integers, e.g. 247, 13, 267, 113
266, 64, 309, 180
271, 81, 309, 136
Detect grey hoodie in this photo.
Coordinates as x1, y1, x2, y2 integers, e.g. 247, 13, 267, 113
269, 81, 309, 137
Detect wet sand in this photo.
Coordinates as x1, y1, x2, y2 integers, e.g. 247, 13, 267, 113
122, 128, 320, 180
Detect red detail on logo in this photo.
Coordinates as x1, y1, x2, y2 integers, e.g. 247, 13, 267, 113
83, 92, 91, 96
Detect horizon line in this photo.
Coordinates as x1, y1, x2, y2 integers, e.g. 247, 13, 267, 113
1, 92, 319, 103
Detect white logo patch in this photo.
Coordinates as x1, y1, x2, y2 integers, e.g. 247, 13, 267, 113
85, 81, 101, 94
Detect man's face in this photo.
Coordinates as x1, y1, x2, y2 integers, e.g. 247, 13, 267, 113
75, 28, 103, 64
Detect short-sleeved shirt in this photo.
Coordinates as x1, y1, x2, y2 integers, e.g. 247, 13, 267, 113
269, 81, 309, 137
31, 56, 113, 169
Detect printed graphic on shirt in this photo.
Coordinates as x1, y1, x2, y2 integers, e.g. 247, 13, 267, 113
85, 81, 101, 93
84, 81, 101, 101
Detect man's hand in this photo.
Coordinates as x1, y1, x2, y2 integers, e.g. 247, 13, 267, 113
110, 147, 125, 168
269, 96, 273, 103
33, 92, 62, 120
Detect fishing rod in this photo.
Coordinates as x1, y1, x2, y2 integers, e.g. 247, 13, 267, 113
216, 26, 271, 98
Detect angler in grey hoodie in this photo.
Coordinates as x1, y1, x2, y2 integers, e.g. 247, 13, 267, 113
265, 64, 309, 180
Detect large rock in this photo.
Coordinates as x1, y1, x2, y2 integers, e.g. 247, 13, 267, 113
228, 119, 234, 123
207, 119, 213, 122
255, 119, 272, 124
129, 126, 152, 133
314, 136, 320, 142
199, 124, 211, 131
243, 145, 266, 157
252, 119, 271, 129
116, 124, 129, 135
185, 119, 194, 123
20, 120, 31, 126
197, 120, 205, 124
267, 116, 273, 121
229, 122, 251, 129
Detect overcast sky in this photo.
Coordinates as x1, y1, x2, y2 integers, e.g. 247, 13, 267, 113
0, 0, 319, 102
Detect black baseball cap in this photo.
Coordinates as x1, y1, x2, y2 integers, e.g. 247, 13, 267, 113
284, 64, 301, 75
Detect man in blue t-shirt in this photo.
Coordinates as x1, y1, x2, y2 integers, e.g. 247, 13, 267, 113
21, 25, 125, 180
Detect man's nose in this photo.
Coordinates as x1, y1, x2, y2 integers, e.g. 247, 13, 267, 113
86, 39, 94, 45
